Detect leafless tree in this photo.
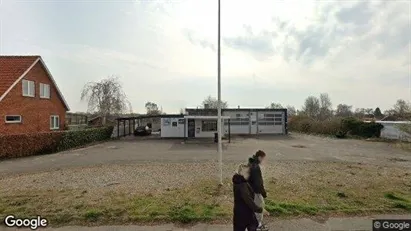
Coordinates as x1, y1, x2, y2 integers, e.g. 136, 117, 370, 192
393, 99, 410, 117
335, 104, 353, 117
286, 105, 296, 117
81, 76, 130, 125
268, 102, 283, 109
202, 95, 228, 109
302, 96, 320, 118
145, 102, 162, 115
319, 93, 332, 120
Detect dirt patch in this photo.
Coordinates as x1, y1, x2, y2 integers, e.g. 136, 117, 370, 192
291, 145, 307, 148
388, 158, 409, 162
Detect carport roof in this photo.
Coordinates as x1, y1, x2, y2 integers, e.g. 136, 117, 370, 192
184, 115, 231, 119
116, 114, 184, 120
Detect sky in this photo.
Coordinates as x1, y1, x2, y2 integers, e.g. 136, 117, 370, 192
0, 0, 410, 114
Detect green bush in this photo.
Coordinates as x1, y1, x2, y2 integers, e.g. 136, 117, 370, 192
0, 126, 114, 159
341, 117, 383, 138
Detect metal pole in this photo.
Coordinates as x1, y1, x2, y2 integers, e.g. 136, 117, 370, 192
217, 0, 223, 185
228, 119, 231, 143
117, 119, 120, 138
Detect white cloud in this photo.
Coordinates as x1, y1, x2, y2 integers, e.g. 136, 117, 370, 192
1, 0, 409, 112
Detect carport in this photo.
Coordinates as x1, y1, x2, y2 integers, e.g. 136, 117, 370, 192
115, 114, 183, 138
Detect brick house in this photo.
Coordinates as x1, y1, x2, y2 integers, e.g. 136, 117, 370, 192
0, 56, 70, 135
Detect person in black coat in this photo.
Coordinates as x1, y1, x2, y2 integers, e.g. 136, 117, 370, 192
248, 150, 267, 230
233, 164, 263, 231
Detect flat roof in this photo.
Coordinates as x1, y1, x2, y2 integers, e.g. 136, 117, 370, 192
116, 114, 184, 120
184, 115, 231, 119
185, 108, 286, 111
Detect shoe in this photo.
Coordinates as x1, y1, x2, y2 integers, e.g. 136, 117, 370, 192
257, 224, 269, 231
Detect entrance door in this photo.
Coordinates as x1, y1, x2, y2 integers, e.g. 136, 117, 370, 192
188, 119, 195, 137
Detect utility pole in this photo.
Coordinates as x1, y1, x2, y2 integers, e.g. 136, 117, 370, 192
217, 0, 223, 185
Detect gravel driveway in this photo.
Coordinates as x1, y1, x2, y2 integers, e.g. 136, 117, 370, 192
0, 134, 410, 177
0, 134, 410, 194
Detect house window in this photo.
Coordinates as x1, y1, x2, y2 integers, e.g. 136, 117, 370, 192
178, 119, 185, 124
5, 115, 22, 123
50, 115, 60, 130
22, 80, 35, 97
201, 120, 217, 132
40, 83, 51, 99
172, 121, 177, 127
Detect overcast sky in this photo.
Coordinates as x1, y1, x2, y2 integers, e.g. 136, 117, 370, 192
0, 0, 410, 113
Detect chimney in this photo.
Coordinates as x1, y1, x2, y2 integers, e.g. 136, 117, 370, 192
204, 104, 210, 109
238, 105, 240, 109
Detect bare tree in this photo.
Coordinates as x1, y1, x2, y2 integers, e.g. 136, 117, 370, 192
286, 105, 296, 117
302, 96, 320, 118
319, 93, 332, 120
268, 102, 283, 109
393, 99, 410, 117
202, 95, 228, 109
354, 108, 366, 118
81, 76, 130, 125
335, 104, 353, 117
145, 102, 162, 115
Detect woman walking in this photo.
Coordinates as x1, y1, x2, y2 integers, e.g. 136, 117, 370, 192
232, 164, 265, 231
248, 150, 268, 231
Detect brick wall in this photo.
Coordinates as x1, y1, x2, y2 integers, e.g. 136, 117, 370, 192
0, 62, 67, 135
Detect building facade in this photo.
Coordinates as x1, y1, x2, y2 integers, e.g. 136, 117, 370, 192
0, 56, 70, 135
160, 108, 287, 138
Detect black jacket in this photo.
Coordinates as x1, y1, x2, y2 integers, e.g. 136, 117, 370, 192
233, 174, 262, 227
248, 156, 267, 198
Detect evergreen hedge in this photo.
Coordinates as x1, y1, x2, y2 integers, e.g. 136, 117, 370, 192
0, 126, 114, 159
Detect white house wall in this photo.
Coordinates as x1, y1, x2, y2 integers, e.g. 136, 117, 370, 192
194, 119, 226, 138
160, 117, 185, 137
222, 110, 250, 134
160, 109, 287, 138
257, 110, 285, 134
250, 111, 258, 134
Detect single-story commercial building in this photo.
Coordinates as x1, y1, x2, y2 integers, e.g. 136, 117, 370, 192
160, 108, 287, 138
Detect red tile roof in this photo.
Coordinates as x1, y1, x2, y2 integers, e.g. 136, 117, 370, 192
0, 56, 40, 96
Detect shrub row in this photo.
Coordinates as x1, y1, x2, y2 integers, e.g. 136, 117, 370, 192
289, 116, 383, 138
0, 126, 114, 159
340, 117, 383, 138
288, 116, 341, 136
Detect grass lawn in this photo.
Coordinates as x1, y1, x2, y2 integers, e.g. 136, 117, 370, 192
0, 162, 410, 226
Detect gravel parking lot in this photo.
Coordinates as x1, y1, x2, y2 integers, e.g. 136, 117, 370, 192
1, 134, 410, 226
0, 134, 410, 194
0, 133, 410, 177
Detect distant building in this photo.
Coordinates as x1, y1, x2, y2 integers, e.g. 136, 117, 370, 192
160, 108, 288, 138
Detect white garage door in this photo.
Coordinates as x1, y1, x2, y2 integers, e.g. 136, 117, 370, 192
258, 112, 284, 134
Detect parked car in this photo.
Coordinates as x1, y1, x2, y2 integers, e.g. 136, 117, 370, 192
134, 124, 152, 136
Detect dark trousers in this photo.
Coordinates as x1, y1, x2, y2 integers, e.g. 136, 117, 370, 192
233, 223, 258, 231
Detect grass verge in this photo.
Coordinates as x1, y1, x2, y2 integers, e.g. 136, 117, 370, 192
0, 183, 410, 226
1, 163, 411, 226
